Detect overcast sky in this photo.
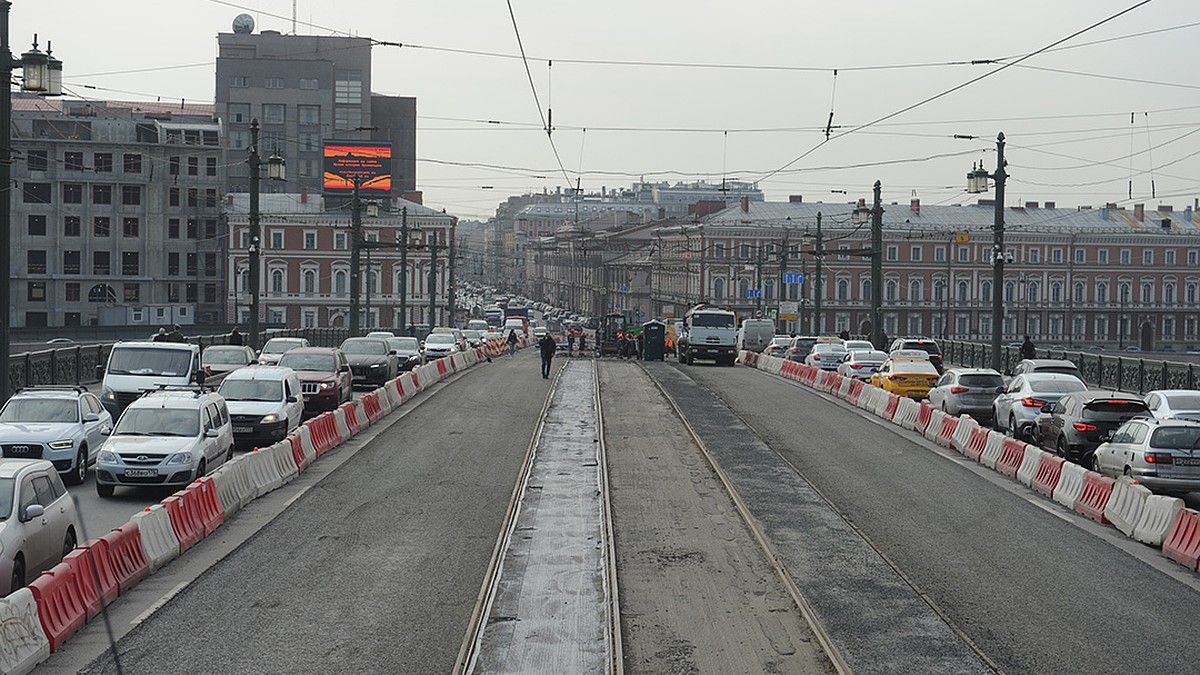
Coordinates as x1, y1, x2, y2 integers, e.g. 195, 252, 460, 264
12, 0, 1199, 219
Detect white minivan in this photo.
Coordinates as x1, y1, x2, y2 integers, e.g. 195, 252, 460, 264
218, 366, 304, 448
96, 342, 206, 421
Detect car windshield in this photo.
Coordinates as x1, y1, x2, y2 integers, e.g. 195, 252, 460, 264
960, 374, 1004, 388
341, 340, 386, 355
1029, 379, 1087, 394
262, 339, 303, 355
204, 349, 250, 365
278, 354, 335, 372
1164, 393, 1200, 410
692, 314, 735, 328
115, 408, 199, 437
107, 347, 192, 377
0, 477, 13, 520
1151, 427, 1200, 450
219, 379, 283, 402
426, 335, 455, 345
0, 398, 78, 423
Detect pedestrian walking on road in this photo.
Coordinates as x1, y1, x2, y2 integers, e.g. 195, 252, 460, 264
507, 329, 519, 357
228, 325, 244, 346
1020, 335, 1036, 360
578, 332, 588, 357
538, 332, 556, 379
567, 330, 576, 353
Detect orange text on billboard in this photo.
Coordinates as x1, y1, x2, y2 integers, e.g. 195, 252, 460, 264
323, 143, 392, 193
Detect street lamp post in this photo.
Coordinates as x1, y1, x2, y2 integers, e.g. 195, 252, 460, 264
812, 213, 824, 335
398, 207, 410, 335
428, 231, 440, 330
967, 133, 1009, 372
246, 120, 285, 350
348, 181, 364, 335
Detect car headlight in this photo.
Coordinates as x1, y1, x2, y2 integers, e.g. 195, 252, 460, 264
369, 363, 381, 368
319, 381, 334, 390
99, 450, 119, 463
48, 439, 74, 450
101, 387, 116, 402
260, 414, 279, 424
166, 452, 193, 465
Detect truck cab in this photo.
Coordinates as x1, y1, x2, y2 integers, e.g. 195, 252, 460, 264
96, 342, 206, 420
676, 305, 738, 366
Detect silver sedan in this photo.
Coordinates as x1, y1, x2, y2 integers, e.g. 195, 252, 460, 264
1093, 418, 1200, 495
992, 373, 1087, 439
927, 368, 1004, 421
837, 350, 888, 381
1144, 389, 1200, 421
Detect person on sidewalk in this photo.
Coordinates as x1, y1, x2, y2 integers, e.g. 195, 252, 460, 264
538, 332, 557, 379
507, 329, 519, 357
1020, 335, 1036, 360
228, 325, 244, 346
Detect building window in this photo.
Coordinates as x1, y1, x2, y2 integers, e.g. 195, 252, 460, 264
187, 156, 199, 176
62, 183, 83, 204
230, 75, 248, 88
299, 131, 321, 152
64, 152, 84, 171
63, 216, 80, 237
1187, 283, 1197, 305
334, 69, 362, 104
263, 104, 285, 125
22, 182, 50, 203
168, 253, 179, 276
206, 157, 217, 176
122, 252, 140, 276
63, 251, 81, 274
957, 280, 968, 302
298, 105, 320, 125
1165, 283, 1176, 304
204, 253, 217, 277
1143, 250, 1154, 266
1051, 249, 1063, 264
121, 185, 142, 206
27, 215, 46, 236
26, 250, 46, 274
885, 280, 898, 301
186, 253, 198, 276
93, 217, 111, 237
334, 270, 347, 296
65, 282, 80, 302
93, 252, 110, 276
300, 78, 319, 90
168, 218, 180, 239
205, 220, 217, 239
334, 232, 347, 250
838, 245, 850, 261
886, 245, 898, 262
1097, 282, 1109, 304
1120, 249, 1131, 265
711, 243, 725, 259
1074, 248, 1085, 264
186, 284, 198, 303
92, 184, 113, 204
169, 187, 180, 207
934, 246, 946, 263
1098, 249, 1109, 265
123, 283, 140, 303
910, 246, 922, 262
205, 189, 217, 207
270, 231, 284, 249
1141, 282, 1153, 304
271, 269, 285, 293
981, 281, 992, 303
958, 247, 969, 263
26, 150, 47, 171
739, 244, 751, 259
1119, 283, 1131, 304
303, 270, 316, 294
228, 103, 250, 124
1050, 282, 1062, 303
187, 219, 198, 239
123, 153, 142, 173
204, 284, 218, 304
304, 231, 317, 250
1189, 251, 1198, 266
1073, 282, 1085, 304
334, 106, 362, 130
933, 280, 945, 302
187, 188, 198, 208
122, 217, 139, 237
1005, 282, 1015, 303
908, 279, 922, 302
1166, 250, 1177, 266
1027, 281, 1041, 303
265, 76, 285, 89
27, 282, 45, 302
836, 278, 849, 301
1027, 248, 1040, 264
299, 159, 318, 178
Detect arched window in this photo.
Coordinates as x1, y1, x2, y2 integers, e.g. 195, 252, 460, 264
1004, 282, 1015, 303
957, 281, 968, 302
908, 279, 922, 302
885, 280, 898, 302
933, 280, 945, 302
270, 269, 284, 294
1187, 283, 1198, 305
837, 279, 849, 301
1027, 281, 1040, 303
1073, 282, 1085, 304
713, 278, 725, 300
1050, 282, 1062, 303
981, 281, 992, 303
88, 284, 117, 303
1141, 282, 1153, 304
861, 279, 873, 303
334, 270, 347, 296
1097, 282, 1109, 304
1119, 282, 1131, 304
238, 269, 249, 294
764, 280, 775, 302
738, 278, 749, 300
1165, 283, 1176, 305
303, 270, 316, 294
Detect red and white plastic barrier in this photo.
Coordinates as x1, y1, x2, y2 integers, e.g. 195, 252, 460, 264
1163, 508, 1200, 570
1134, 495, 1185, 547
0, 588, 51, 668
1104, 478, 1151, 537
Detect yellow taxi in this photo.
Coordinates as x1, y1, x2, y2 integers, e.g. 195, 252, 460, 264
871, 356, 941, 398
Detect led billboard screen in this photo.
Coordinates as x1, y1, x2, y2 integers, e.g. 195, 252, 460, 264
323, 142, 392, 193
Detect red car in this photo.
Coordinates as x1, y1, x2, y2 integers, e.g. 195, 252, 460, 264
276, 348, 353, 415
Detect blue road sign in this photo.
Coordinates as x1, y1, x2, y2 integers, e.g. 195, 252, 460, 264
746, 289, 762, 299
784, 272, 805, 285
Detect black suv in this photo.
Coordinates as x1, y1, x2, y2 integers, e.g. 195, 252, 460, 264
888, 337, 944, 373
1034, 391, 1149, 464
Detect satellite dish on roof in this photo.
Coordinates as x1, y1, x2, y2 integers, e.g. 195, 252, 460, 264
232, 13, 255, 34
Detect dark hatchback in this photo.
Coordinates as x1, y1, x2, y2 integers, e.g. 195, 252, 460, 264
1034, 391, 1150, 464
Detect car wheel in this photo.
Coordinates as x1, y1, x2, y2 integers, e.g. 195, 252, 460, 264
62, 528, 77, 558
11, 557, 24, 592
226, 445, 234, 463
1009, 415, 1019, 439
686, 353, 694, 366
196, 458, 208, 479
66, 447, 87, 486
1056, 438, 1067, 459
96, 482, 114, 498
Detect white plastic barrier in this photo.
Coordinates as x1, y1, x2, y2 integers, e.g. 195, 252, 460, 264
247, 446, 285, 497
1132, 494, 1184, 546
837, 376, 853, 400
382, 379, 403, 408
333, 407, 352, 443
352, 399, 370, 429
1016, 445, 1044, 487
979, 431, 1006, 469
269, 439, 299, 485
1052, 461, 1088, 510
132, 504, 181, 573
295, 425, 318, 471
893, 397, 920, 430
923, 410, 948, 442
210, 454, 255, 517
951, 416, 978, 453
1104, 478, 1151, 537
0, 587, 50, 674
857, 386, 880, 412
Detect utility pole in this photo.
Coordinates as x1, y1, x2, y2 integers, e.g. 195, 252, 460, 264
870, 181, 884, 349
398, 207, 409, 335
247, 120, 263, 349
448, 223, 457, 327
428, 230, 439, 330
813, 213, 824, 335
990, 134, 1007, 372
349, 180, 363, 335
0, 5, 13, 400
800, 257, 808, 334
779, 232, 788, 331
364, 247, 372, 329
754, 245, 764, 315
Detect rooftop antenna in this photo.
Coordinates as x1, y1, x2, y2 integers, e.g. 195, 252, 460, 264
292, 0, 297, 34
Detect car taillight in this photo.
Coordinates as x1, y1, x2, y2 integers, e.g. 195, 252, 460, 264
789, 347, 799, 353
1072, 422, 1098, 432
812, 354, 821, 360
1021, 397, 1046, 407
1146, 452, 1174, 464
850, 364, 863, 369
949, 386, 968, 394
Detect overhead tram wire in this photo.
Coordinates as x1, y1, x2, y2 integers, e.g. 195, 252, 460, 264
756, 0, 1157, 184
505, 0, 572, 187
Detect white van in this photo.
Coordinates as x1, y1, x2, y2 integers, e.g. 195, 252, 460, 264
217, 366, 305, 447
95, 388, 233, 497
736, 319, 776, 353
96, 342, 205, 420
466, 319, 489, 333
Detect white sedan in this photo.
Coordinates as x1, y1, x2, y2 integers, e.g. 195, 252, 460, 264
1144, 389, 1200, 421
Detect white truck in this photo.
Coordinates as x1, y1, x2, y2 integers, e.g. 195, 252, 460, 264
736, 318, 776, 353
676, 304, 738, 366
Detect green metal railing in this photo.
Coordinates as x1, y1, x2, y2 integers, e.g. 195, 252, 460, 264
942, 339, 1196, 395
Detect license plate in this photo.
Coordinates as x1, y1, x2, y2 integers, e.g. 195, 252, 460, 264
1175, 457, 1200, 466
124, 469, 158, 478
233, 426, 252, 433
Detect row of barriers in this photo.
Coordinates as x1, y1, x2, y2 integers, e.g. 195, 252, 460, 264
738, 350, 1200, 578
0, 336, 527, 672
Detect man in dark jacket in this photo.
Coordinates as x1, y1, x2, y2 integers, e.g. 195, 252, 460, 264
228, 326, 244, 346
538, 332, 557, 379
1020, 336, 1036, 360
166, 324, 186, 343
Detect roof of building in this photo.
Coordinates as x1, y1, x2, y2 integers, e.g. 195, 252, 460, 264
225, 193, 449, 218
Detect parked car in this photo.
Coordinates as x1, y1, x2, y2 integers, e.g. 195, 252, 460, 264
423, 333, 460, 360
0, 459, 80, 595
887, 337, 943, 372
257, 337, 311, 366
202, 345, 258, 375
1010, 358, 1082, 382
339, 337, 399, 387
1092, 418, 1200, 494
1034, 391, 1150, 464
837, 350, 889, 381
992, 373, 1087, 440
95, 388, 234, 497
277, 348, 353, 414
927, 368, 1005, 422
763, 336, 793, 358
1144, 389, 1200, 421
871, 358, 940, 399
785, 336, 819, 362
806, 343, 848, 370
0, 386, 112, 486
218, 366, 305, 448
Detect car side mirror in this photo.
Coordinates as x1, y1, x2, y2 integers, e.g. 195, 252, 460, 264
1099, 430, 1114, 442
83, 413, 100, 423
287, 396, 298, 403
996, 386, 1005, 394
95, 364, 105, 380
389, 350, 399, 355
1003, 370, 1013, 377
100, 428, 111, 436
1040, 403, 1053, 413
204, 428, 220, 438
193, 369, 207, 385
22, 504, 44, 521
